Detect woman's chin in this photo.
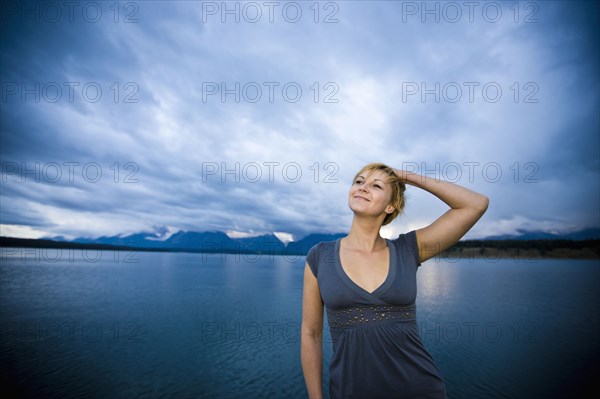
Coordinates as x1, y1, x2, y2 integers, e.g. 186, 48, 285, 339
349, 207, 383, 219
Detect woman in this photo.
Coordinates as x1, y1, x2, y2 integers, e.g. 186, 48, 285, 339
301, 163, 489, 399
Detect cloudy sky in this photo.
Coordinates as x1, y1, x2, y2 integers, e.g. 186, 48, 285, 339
1, 0, 598, 242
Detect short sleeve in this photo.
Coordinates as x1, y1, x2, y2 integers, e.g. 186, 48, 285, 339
406, 230, 422, 267
305, 243, 320, 278
394, 230, 422, 268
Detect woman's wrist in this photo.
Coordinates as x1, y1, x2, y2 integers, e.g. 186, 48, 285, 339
393, 168, 420, 186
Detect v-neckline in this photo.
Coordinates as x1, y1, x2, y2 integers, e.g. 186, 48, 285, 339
335, 237, 397, 297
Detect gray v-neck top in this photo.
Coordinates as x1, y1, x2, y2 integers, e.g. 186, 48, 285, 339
306, 231, 447, 399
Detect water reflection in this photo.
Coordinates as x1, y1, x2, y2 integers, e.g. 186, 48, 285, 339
1, 251, 598, 399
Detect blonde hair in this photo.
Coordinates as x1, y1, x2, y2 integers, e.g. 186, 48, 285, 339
352, 163, 406, 226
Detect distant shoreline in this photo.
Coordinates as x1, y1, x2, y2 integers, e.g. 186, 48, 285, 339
437, 246, 600, 260
1, 236, 599, 259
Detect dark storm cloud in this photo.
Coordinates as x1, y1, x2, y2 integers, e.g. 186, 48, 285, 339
1, 1, 598, 240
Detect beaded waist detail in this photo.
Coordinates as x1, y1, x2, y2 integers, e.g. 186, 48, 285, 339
327, 304, 416, 329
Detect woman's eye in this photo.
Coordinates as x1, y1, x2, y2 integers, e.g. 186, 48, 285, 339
374, 185, 382, 189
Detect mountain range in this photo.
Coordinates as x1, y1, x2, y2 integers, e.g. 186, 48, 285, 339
43, 227, 600, 254
48, 230, 347, 255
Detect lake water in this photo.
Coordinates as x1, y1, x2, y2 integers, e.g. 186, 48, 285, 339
1, 248, 598, 398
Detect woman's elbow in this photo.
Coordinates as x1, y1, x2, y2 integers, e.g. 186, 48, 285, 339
476, 195, 490, 214
301, 322, 323, 343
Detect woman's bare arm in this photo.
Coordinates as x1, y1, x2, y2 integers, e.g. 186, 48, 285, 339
301, 263, 324, 399
394, 169, 490, 262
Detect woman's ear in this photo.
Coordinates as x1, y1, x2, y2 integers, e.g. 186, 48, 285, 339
385, 205, 395, 214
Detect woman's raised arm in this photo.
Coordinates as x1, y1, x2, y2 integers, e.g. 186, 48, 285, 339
394, 169, 490, 262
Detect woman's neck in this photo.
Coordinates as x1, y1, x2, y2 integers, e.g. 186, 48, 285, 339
345, 216, 387, 252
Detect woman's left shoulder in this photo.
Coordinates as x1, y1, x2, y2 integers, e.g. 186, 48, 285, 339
389, 230, 421, 266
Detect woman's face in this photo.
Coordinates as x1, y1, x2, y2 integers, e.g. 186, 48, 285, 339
348, 170, 394, 219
